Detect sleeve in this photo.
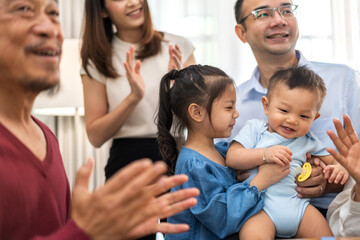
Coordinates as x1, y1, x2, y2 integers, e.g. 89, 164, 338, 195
327, 179, 360, 237
180, 158, 265, 238
165, 33, 195, 63
32, 220, 89, 240
80, 59, 106, 84
345, 70, 360, 138
232, 119, 261, 149
308, 132, 329, 156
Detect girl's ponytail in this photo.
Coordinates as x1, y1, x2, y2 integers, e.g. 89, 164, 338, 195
157, 70, 179, 175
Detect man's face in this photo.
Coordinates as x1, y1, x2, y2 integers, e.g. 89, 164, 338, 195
235, 0, 299, 58
0, 0, 63, 93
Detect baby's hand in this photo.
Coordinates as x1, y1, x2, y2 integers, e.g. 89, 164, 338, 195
264, 145, 292, 166
323, 164, 349, 185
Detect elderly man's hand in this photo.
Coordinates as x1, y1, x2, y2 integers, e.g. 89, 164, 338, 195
71, 159, 199, 240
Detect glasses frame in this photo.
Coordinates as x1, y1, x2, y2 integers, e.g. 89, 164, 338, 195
239, 4, 298, 24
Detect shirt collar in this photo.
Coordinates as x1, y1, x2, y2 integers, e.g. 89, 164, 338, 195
296, 50, 315, 70
242, 66, 266, 95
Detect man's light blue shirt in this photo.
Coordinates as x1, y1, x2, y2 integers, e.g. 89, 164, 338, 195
227, 50, 360, 209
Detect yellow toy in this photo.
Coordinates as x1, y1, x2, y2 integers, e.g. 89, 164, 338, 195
297, 162, 312, 182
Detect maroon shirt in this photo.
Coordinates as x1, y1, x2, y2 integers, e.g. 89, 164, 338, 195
0, 117, 88, 240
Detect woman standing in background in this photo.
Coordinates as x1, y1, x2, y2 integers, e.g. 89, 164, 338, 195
80, 0, 195, 189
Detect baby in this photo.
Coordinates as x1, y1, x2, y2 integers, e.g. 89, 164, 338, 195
227, 66, 348, 239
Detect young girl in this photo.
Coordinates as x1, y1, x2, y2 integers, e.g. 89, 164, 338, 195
80, 0, 195, 182
157, 65, 290, 239
227, 66, 348, 239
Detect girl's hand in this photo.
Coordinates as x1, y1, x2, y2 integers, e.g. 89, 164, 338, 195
264, 145, 292, 166
124, 46, 145, 100
168, 44, 183, 71
259, 162, 290, 185
323, 164, 349, 185
236, 170, 250, 182
252, 163, 290, 191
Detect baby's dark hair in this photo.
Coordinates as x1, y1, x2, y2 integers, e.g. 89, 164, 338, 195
157, 64, 234, 175
267, 66, 326, 110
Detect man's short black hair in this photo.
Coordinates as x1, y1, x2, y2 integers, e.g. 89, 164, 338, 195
234, 0, 245, 24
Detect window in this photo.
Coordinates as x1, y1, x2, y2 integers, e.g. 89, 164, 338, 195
296, 0, 333, 63
149, 0, 220, 66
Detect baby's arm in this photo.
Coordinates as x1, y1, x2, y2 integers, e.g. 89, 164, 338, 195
227, 141, 293, 170
318, 155, 349, 185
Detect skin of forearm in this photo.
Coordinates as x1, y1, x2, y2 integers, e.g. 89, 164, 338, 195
249, 174, 268, 192
87, 94, 141, 147
227, 144, 265, 170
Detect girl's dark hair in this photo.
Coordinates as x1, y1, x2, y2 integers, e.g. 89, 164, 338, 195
81, 0, 163, 79
267, 66, 327, 110
157, 65, 235, 175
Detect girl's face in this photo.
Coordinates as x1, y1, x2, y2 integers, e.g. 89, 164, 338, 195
209, 85, 239, 138
104, 0, 145, 32
262, 82, 320, 139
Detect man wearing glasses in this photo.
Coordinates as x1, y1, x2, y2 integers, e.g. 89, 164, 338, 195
230, 0, 360, 237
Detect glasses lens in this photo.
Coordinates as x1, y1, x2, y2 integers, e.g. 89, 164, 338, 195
279, 5, 297, 18
254, 8, 273, 20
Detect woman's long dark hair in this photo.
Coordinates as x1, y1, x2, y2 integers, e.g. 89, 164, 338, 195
157, 65, 234, 174
81, 0, 163, 79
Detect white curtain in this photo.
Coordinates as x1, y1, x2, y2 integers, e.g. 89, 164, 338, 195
59, 0, 84, 39
330, 0, 360, 69
56, 115, 109, 191
296, 0, 360, 70
34, 114, 109, 191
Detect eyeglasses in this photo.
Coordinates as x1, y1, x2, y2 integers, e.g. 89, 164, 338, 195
239, 4, 298, 24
